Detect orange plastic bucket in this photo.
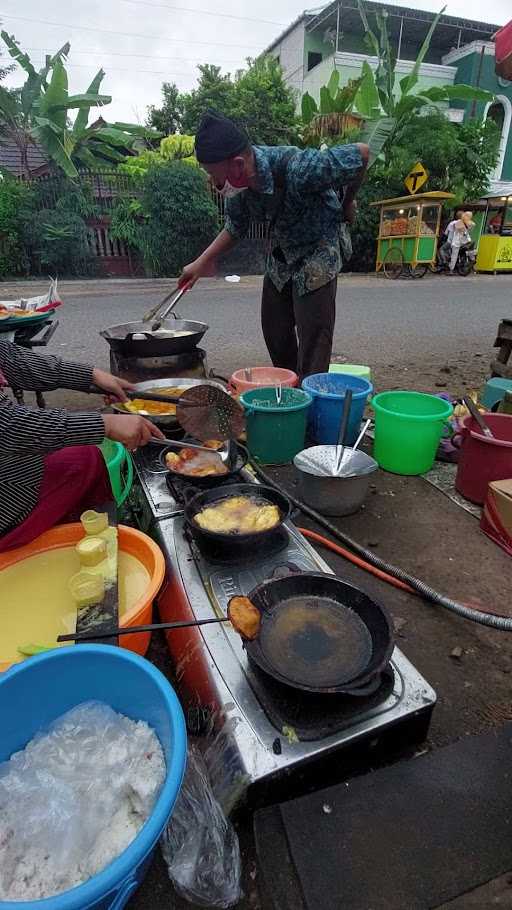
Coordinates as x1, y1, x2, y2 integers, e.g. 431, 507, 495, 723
0, 523, 165, 672
229, 366, 298, 396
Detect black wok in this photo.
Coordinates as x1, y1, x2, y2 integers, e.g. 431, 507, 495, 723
239, 572, 394, 695
163, 441, 248, 487
101, 318, 208, 357
184, 483, 291, 552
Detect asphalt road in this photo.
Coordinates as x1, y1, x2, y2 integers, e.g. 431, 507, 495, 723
4, 273, 512, 409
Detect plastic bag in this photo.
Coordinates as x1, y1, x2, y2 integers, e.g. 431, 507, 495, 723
0, 701, 165, 902
161, 745, 241, 908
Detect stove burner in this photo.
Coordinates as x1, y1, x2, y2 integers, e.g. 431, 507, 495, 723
247, 663, 395, 742
187, 524, 291, 566
109, 346, 208, 383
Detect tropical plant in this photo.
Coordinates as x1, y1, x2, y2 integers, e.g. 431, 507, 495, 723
349, 111, 500, 271
0, 177, 34, 276
353, 0, 495, 161
140, 162, 218, 275
0, 33, 161, 178
119, 133, 197, 180
20, 207, 96, 276
301, 73, 363, 137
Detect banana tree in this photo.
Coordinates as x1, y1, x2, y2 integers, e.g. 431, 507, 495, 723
354, 0, 495, 162
0, 33, 70, 176
0, 34, 161, 178
301, 74, 364, 142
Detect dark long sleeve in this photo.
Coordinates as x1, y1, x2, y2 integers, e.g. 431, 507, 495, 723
0, 341, 106, 535
0, 339, 95, 393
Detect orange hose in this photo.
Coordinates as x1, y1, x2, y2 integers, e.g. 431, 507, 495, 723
298, 527, 417, 596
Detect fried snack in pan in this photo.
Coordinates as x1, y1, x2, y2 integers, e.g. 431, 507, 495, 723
228, 596, 261, 641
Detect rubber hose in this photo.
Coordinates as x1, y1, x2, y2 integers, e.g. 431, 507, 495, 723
249, 459, 512, 632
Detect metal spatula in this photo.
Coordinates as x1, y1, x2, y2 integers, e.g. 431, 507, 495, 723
150, 436, 231, 463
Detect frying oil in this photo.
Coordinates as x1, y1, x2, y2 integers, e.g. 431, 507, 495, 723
0, 548, 149, 664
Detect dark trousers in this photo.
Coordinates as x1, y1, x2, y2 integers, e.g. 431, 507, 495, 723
261, 275, 337, 379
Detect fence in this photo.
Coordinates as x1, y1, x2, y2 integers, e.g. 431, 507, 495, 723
26, 170, 268, 276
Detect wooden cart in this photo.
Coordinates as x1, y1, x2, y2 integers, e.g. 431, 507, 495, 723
371, 191, 455, 279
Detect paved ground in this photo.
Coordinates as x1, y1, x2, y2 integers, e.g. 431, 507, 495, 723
4, 274, 512, 908
3, 272, 512, 411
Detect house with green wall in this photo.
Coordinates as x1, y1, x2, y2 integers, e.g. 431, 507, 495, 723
266, 1, 511, 193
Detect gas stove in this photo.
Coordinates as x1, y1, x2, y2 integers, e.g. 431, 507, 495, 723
109, 346, 208, 384
131, 448, 436, 810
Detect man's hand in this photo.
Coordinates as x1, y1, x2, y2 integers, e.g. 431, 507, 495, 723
343, 199, 358, 225
103, 414, 164, 450
179, 256, 217, 288
92, 368, 134, 403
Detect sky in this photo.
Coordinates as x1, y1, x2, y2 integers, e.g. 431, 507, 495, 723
2, 0, 510, 124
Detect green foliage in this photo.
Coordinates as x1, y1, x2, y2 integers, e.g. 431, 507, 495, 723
302, 76, 363, 125
119, 134, 197, 181
140, 163, 218, 275
20, 208, 96, 276
230, 57, 298, 145
112, 162, 218, 276
109, 196, 145, 249
0, 33, 161, 177
349, 112, 501, 271
150, 57, 298, 146
181, 65, 236, 135
146, 82, 184, 135
0, 178, 34, 276
347, 0, 495, 164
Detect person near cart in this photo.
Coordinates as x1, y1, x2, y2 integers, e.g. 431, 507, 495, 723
179, 110, 369, 378
446, 211, 475, 274
0, 339, 163, 551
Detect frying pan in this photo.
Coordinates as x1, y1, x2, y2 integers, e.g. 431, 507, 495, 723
162, 440, 249, 487
100, 318, 208, 357
110, 377, 226, 429
240, 572, 394, 695
184, 483, 291, 551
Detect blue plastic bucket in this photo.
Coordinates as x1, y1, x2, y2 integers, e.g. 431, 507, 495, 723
302, 373, 373, 445
0, 646, 187, 910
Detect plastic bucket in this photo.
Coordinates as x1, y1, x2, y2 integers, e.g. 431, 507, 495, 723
302, 373, 373, 446
229, 366, 298, 396
455, 413, 512, 504
0, 645, 186, 910
0, 524, 165, 673
240, 387, 312, 464
99, 440, 133, 506
372, 391, 453, 475
329, 364, 372, 382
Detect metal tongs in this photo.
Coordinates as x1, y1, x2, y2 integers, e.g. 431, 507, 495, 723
150, 436, 231, 464
142, 282, 192, 332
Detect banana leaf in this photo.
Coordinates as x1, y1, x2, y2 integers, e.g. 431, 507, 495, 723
359, 116, 396, 165
355, 61, 381, 118
320, 85, 335, 115
39, 59, 68, 132
399, 6, 446, 96
327, 69, 340, 99
73, 70, 105, 136
301, 92, 318, 124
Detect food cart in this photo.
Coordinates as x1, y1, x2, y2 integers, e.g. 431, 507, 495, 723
371, 191, 455, 279
474, 195, 512, 273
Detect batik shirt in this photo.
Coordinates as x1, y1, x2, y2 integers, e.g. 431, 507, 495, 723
224, 144, 363, 296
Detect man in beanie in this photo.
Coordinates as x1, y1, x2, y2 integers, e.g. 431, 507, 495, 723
180, 109, 368, 378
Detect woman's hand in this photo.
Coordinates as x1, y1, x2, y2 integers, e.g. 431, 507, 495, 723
103, 414, 165, 450
92, 368, 134, 403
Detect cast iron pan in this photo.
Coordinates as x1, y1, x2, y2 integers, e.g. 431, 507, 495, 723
184, 483, 291, 550
162, 441, 248, 487
241, 572, 394, 695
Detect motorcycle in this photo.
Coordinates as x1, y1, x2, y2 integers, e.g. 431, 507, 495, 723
434, 236, 476, 276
